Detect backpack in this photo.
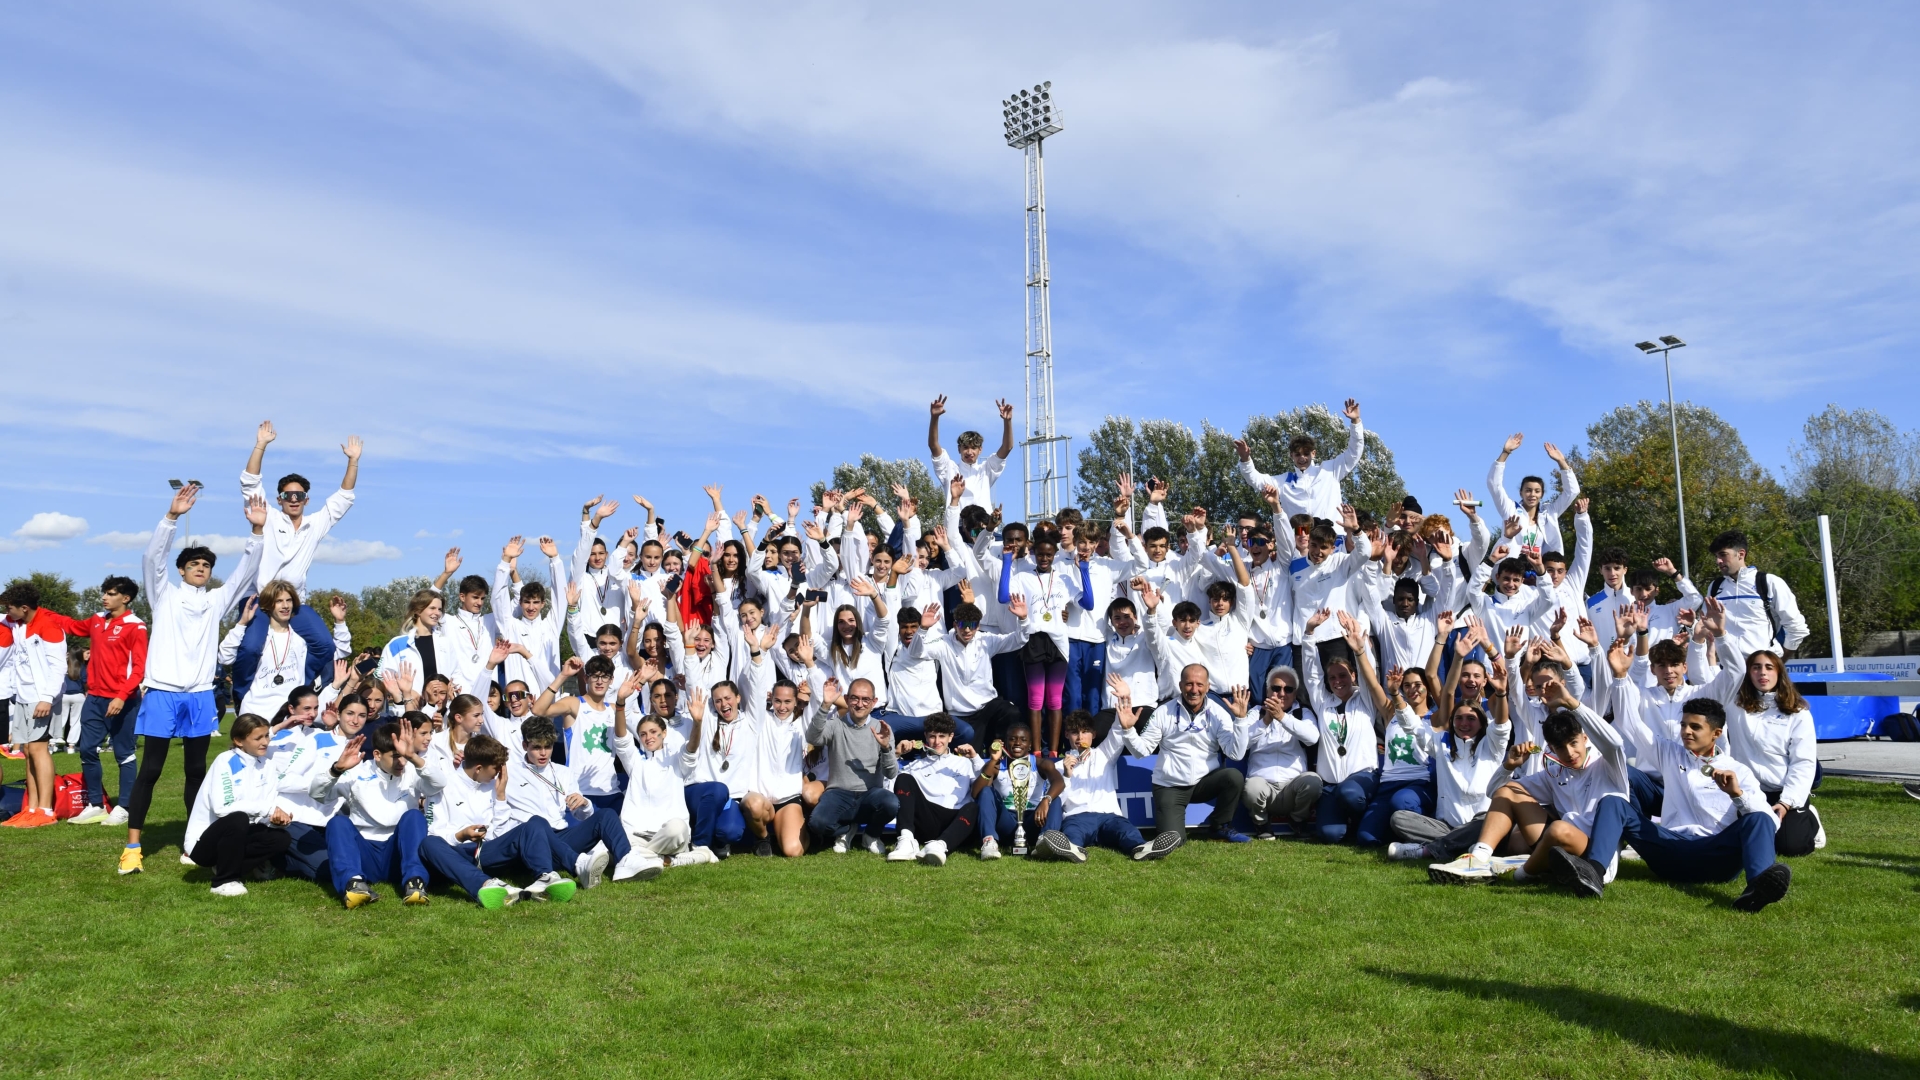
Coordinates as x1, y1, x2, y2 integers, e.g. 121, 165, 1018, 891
1709, 567, 1781, 646
1881, 711, 1920, 742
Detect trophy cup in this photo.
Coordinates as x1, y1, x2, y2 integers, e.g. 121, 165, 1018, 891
1008, 756, 1033, 856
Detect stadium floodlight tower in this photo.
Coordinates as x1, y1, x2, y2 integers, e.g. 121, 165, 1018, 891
1002, 81, 1068, 523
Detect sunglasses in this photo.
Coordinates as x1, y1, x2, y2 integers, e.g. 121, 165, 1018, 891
507, 691, 530, 701
1272, 684, 1297, 694
277, 491, 309, 504
1248, 537, 1272, 548
956, 620, 980, 631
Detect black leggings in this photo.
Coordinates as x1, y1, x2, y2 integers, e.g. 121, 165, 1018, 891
125, 735, 211, 832
191, 812, 291, 886
893, 775, 979, 849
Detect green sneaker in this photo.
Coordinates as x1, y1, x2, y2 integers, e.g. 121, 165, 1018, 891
544, 878, 577, 903
476, 878, 511, 910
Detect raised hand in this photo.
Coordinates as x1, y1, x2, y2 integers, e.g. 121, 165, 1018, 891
1652, 556, 1678, 577
875, 720, 894, 750
1435, 608, 1456, 638
1304, 607, 1332, 634
342, 435, 364, 461
1261, 483, 1281, 512
336, 734, 366, 773
1504, 626, 1526, 659
949, 474, 967, 505
732, 509, 749, 532
1503, 432, 1524, 455
444, 548, 463, 577
244, 492, 269, 529
538, 536, 558, 558
1146, 477, 1168, 505
503, 535, 525, 561
996, 398, 1014, 421
256, 420, 277, 446
167, 481, 201, 519
847, 576, 877, 599
929, 394, 947, 418
1573, 496, 1589, 515
1227, 685, 1251, 718
1502, 515, 1523, 540
1453, 488, 1480, 520
1503, 739, 1538, 772
1574, 617, 1598, 649
1339, 504, 1359, 532
1343, 398, 1361, 423
582, 494, 604, 519
1007, 595, 1029, 620
1233, 437, 1252, 462
566, 581, 581, 610
687, 685, 706, 722
238, 596, 259, 626
920, 601, 941, 626
1549, 608, 1568, 639
593, 499, 618, 526
1544, 442, 1568, 467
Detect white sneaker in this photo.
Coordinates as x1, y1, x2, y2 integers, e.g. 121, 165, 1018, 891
180, 853, 198, 867
209, 881, 249, 897
887, 834, 921, 862
613, 850, 664, 882
1811, 805, 1827, 850
67, 805, 107, 825
103, 805, 129, 826
979, 835, 1001, 860
575, 847, 610, 889
1427, 853, 1493, 883
859, 834, 886, 856
917, 839, 949, 866
1491, 855, 1530, 876
528, 871, 562, 897
672, 846, 720, 866
831, 836, 849, 854
1618, 845, 1642, 861
1386, 842, 1427, 861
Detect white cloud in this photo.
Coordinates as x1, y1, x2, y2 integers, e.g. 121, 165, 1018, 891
14, 512, 88, 541
314, 539, 404, 565
184, 534, 255, 558
414, 529, 434, 539
86, 530, 154, 551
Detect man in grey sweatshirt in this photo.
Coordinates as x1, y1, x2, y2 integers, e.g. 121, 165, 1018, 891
806, 677, 900, 854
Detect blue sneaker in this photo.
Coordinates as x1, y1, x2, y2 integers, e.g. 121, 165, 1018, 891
1214, 826, 1254, 843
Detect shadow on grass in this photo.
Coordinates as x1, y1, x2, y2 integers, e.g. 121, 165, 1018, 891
1828, 850, 1920, 889
1901, 993, 1920, 1013
1371, 969, 1920, 1079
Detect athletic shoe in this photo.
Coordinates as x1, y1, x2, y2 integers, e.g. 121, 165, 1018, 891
1032, 830, 1087, 863
1132, 831, 1184, 861
249, 862, 280, 883
1904, 782, 1920, 801
402, 877, 429, 905
575, 847, 610, 890
103, 805, 129, 826
672, 846, 719, 866
859, 834, 886, 856
0, 745, 23, 759
917, 839, 949, 867
1619, 845, 1643, 862
1490, 855, 1530, 875
0, 810, 33, 827
530, 870, 577, 903
477, 879, 513, 910
117, 846, 144, 875
978, 835, 1001, 860
1427, 853, 1493, 884
67, 805, 108, 825
1733, 862, 1792, 913
344, 877, 377, 909
831, 836, 849, 854
1810, 805, 1826, 850
754, 839, 774, 857
713, 843, 731, 860
1548, 847, 1606, 898
887, 835, 921, 862
1386, 842, 1428, 861
613, 851, 664, 882
1212, 826, 1253, 844
20, 809, 58, 828
1254, 830, 1277, 841
210, 881, 249, 898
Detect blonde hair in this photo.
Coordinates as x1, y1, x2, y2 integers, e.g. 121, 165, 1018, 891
402, 588, 443, 632
258, 579, 300, 620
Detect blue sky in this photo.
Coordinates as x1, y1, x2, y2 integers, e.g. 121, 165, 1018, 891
5, 2, 1919, 591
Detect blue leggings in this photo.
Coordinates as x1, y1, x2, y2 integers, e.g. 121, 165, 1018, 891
684, 781, 747, 848
1317, 773, 1435, 845
974, 787, 1062, 845
324, 810, 428, 895
1064, 640, 1107, 713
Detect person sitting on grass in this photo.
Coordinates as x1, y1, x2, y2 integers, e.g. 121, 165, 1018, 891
973, 721, 1064, 860
887, 712, 982, 867
805, 677, 901, 855
1029, 689, 1161, 863
500, 714, 640, 891
1427, 660, 1628, 889
182, 713, 292, 898
1386, 654, 1511, 864
1594, 639, 1793, 911
419, 733, 567, 908
1241, 664, 1323, 839
311, 720, 440, 908
1122, 663, 1254, 854
606, 665, 688, 875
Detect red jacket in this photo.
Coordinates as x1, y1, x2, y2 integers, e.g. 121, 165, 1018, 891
48, 611, 148, 700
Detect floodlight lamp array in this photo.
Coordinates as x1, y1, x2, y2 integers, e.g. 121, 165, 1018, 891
1002, 81, 1063, 148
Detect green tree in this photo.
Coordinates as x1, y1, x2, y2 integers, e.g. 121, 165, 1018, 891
4, 572, 81, 618
811, 455, 944, 538
1568, 401, 1791, 598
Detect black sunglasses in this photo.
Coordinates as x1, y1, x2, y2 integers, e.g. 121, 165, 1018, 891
277, 491, 309, 503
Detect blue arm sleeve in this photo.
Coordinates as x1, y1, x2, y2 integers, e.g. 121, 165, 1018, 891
886, 519, 905, 559
1078, 559, 1095, 611
998, 550, 1014, 605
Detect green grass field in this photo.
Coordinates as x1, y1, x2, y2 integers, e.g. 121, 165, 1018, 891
4, 743, 1918, 1079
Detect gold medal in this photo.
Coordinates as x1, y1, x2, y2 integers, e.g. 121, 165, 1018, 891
1042, 612, 1052, 622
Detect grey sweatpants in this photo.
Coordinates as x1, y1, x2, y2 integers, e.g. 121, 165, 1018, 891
1244, 774, 1324, 825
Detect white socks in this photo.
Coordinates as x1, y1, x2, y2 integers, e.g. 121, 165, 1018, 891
1469, 842, 1493, 860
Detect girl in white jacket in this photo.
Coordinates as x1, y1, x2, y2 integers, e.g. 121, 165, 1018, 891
183, 714, 292, 896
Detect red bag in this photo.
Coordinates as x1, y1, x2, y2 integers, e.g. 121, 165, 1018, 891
53, 773, 88, 819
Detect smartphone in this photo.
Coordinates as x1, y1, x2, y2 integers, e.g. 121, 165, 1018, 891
804, 589, 829, 603
354, 655, 379, 676
664, 572, 684, 595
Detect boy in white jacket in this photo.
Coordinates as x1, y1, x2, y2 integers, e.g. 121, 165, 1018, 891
419, 733, 573, 908
311, 720, 442, 908
183, 715, 292, 896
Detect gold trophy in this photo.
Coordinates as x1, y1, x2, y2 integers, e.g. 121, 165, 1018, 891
1008, 755, 1033, 856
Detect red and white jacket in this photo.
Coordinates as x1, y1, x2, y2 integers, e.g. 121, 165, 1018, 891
48, 611, 148, 701
0, 609, 69, 707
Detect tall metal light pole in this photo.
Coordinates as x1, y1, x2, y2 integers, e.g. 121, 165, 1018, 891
1635, 336, 1690, 579
1002, 82, 1068, 522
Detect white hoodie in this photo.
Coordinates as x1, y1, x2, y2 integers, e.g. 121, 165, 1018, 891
184, 747, 287, 852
